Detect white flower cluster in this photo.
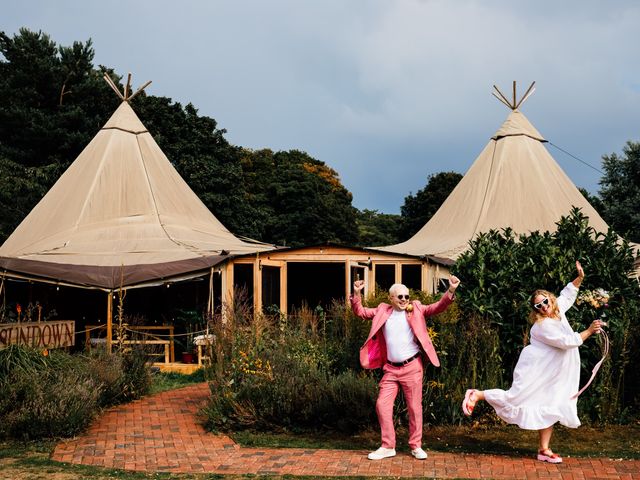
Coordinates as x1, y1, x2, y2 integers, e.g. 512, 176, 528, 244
576, 288, 610, 309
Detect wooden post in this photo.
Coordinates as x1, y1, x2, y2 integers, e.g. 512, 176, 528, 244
280, 262, 287, 316
106, 291, 113, 353
254, 255, 262, 314
422, 260, 428, 294
222, 263, 232, 323
344, 261, 350, 301
207, 268, 214, 318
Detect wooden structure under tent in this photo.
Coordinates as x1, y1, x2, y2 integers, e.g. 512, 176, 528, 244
223, 245, 451, 316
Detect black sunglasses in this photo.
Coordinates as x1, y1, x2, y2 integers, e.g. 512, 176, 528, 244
396, 294, 410, 300
533, 298, 550, 310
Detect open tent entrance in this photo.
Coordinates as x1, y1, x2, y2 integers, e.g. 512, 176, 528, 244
287, 262, 345, 312
261, 265, 281, 313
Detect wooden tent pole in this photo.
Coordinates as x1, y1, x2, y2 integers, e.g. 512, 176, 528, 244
492, 92, 511, 109
492, 85, 513, 109
124, 72, 132, 100
128, 81, 152, 102
103, 74, 125, 101
106, 291, 113, 353
515, 81, 536, 109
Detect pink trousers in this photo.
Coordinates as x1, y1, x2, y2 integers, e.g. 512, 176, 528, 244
377, 357, 424, 450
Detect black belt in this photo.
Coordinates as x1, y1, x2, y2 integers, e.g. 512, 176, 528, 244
387, 352, 421, 367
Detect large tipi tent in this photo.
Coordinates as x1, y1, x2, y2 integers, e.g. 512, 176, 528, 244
0, 76, 274, 290
378, 82, 609, 262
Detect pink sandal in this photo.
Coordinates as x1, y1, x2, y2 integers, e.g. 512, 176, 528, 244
537, 448, 562, 464
462, 389, 476, 416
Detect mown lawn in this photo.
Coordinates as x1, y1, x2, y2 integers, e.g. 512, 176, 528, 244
233, 423, 640, 459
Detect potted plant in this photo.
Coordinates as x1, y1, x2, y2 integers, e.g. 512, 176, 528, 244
174, 309, 203, 364
181, 349, 196, 364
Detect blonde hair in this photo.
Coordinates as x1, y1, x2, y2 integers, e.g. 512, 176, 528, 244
528, 289, 560, 323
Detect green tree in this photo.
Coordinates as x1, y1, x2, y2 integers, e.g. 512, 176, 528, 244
240, 149, 358, 246
598, 141, 640, 243
400, 171, 462, 240
355, 209, 402, 246
578, 187, 605, 217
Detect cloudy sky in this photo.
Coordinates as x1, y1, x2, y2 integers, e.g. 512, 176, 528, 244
4, 1, 640, 213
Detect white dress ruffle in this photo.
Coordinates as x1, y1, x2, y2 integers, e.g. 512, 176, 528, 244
484, 283, 583, 430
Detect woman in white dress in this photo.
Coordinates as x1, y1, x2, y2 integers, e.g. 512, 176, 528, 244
461, 261, 603, 463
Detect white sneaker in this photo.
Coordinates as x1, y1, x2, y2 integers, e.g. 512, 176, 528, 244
367, 447, 396, 460
411, 447, 428, 460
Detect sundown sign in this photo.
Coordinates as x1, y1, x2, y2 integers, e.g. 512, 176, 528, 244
0, 321, 75, 349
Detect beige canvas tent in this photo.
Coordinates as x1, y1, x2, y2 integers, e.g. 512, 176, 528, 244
378, 83, 610, 261
0, 77, 274, 291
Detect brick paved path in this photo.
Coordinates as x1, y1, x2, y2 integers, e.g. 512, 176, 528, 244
53, 383, 640, 478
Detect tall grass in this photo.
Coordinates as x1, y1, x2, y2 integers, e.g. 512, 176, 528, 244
0, 345, 152, 440
202, 287, 510, 433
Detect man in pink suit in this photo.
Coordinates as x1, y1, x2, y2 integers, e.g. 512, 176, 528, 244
351, 276, 460, 460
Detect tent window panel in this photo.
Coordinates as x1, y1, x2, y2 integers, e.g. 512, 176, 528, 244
402, 264, 421, 291
375, 264, 395, 292
261, 265, 281, 313
233, 264, 254, 309
287, 262, 345, 312
212, 271, 222, 316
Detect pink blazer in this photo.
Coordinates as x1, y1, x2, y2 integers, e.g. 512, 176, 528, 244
351, 293, 454, 370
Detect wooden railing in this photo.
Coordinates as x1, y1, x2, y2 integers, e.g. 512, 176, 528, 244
85, 325, 175, 363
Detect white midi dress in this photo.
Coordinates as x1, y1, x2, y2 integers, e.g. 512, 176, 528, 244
484, 283, 584, 430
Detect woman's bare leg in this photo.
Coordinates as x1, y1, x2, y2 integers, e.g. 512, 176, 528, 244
538, 426, 554, 452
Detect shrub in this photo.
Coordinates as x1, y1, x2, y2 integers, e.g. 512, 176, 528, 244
84, 348, 152, 406
0, 346, 101, 439
203, 345, 378, 433
0, 368, 100, 439
0, 345, 152, 439
424, 313, 504, 425
119, 347, 153, 401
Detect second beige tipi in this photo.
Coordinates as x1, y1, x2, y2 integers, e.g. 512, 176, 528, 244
378, 83, 609, 261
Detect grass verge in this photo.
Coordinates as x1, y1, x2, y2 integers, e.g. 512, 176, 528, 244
232, 423, 640, 459
147, 369, 206, 395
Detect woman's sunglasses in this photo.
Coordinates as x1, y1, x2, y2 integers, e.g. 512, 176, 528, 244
396, 295, 410, 300
533, 298, 550, 310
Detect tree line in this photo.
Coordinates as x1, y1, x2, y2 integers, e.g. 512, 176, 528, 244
1, 28, 638, 249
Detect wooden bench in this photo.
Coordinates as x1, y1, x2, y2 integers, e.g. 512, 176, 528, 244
117, 339, 171, 363
85, 325, 175, 363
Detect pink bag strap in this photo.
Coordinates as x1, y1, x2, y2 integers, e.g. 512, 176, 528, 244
570, 328, 609, 400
